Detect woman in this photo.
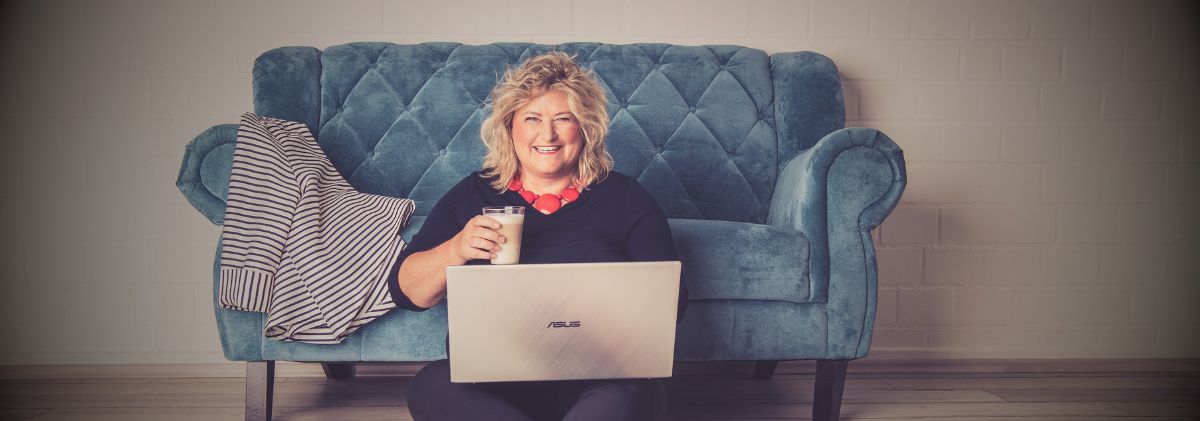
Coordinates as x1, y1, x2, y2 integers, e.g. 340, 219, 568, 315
387, 52, 688, 421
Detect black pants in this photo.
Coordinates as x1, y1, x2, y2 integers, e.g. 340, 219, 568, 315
407, 359, 656, 421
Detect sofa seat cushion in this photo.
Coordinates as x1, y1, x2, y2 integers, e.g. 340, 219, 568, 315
247, 218, 810, 361
407, 217, 812, 305
261, 303, 450, 362
400, 217, 811, 304
669, 219, 810, 304
258, 299, 831, 362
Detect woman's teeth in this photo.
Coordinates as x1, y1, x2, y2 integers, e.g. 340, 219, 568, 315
534, 146, 561, 153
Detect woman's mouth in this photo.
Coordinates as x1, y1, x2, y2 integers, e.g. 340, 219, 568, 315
533, 145, 562, 154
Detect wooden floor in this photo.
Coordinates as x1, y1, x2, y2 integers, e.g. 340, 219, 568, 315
2, 360, 1198, 420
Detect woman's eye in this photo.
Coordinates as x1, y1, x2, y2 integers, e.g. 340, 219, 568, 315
525, 117, 540, 123
556, 117, 574, 123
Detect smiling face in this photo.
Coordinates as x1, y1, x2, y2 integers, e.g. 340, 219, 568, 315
510, 89, 583, 185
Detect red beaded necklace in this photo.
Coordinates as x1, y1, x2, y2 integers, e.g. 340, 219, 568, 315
508, 176, 580, 215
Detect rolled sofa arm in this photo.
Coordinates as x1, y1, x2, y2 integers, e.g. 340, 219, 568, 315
767, 127, 906, 358
176, 124, 238, 225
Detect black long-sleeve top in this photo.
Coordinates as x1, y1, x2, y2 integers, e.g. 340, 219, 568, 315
387, 171, 688, 321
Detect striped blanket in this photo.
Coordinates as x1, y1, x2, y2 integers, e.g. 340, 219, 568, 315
219, 113, 415, 343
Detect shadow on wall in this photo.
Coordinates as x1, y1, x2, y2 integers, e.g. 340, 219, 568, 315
840, 74, 861, 122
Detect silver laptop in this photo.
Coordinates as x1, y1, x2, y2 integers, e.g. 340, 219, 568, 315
446, 261, 681, 383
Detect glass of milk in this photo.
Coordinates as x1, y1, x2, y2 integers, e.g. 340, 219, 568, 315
482, 206, 524, 264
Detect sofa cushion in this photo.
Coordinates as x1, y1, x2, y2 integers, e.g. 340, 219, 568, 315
261, 302, 450, 362
259, 299, 829, 362
669, 219, 810, 304
675, 300, 826, 360
402, 217, 810, 304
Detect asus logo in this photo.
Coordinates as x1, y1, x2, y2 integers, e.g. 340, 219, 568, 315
546, 321, 582, 328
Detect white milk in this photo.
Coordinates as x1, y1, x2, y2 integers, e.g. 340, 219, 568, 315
489, 213, 525, 265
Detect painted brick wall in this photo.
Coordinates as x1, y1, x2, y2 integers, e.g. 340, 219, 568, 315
0, 0, 1195, 364
863, 0, 1199, 359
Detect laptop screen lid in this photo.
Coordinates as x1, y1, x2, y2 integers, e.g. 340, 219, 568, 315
446, 261, 681, 383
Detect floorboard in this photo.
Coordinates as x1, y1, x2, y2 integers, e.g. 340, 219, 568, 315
1, 361, 1197, 420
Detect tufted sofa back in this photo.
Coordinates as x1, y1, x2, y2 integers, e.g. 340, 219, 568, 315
252, 42, 844, 223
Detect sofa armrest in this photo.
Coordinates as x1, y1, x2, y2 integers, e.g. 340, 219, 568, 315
767, 127, 906, 358
176, 124, 238, 225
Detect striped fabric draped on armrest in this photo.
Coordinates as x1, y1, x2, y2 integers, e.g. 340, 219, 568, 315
220, 113, 416, 344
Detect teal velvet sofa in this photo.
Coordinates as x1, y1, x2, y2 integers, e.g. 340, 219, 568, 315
176, 42, 906, 421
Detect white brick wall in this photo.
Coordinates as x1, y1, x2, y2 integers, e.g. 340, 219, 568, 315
0, 0, 1195, 364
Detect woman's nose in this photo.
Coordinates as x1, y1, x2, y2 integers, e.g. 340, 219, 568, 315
542, 121, 557, 141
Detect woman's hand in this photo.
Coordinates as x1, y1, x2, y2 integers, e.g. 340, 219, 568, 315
448, 215, 506, 263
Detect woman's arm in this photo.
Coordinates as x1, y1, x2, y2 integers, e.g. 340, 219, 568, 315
398, 215, 505, 309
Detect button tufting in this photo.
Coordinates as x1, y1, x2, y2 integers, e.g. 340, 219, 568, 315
688, 106, 696, 113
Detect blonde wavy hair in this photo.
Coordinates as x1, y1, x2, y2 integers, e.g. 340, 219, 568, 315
480, 51, 612, 191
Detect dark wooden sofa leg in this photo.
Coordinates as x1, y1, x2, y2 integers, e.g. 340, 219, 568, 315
246, 361, 275, 421
813, 359, 849, 421
321, 362, 355, 380
754, 360, 778, 380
